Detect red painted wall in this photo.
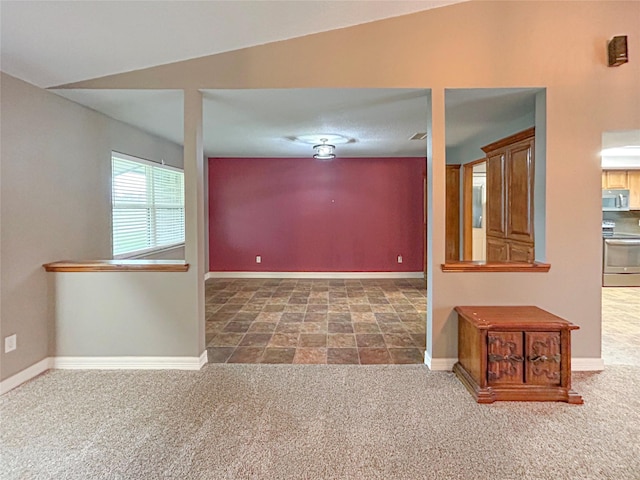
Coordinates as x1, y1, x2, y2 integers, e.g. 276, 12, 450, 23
208, 157, 425, 272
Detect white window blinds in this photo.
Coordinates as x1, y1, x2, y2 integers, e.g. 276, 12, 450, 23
111, 152, 185, 257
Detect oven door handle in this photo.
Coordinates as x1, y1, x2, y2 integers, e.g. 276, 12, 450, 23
605, 239, 640, 246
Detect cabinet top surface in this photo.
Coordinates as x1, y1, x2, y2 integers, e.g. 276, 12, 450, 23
455, 306, 579, 330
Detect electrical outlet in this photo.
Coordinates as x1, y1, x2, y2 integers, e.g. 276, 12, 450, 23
397, 255, 403, 264
256, 255, 262, 264
4, 334, 17, 353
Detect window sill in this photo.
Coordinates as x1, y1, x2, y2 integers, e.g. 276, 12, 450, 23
43, 260, 189, 273
440, 261, 551, 273
114, 243, 185, 260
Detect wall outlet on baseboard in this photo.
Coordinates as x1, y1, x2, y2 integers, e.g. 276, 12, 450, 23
256, 255, 262, 264
4, 334, 17, 353
397, 255, 403, 264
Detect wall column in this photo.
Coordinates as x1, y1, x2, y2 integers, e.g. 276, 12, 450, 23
183, 89, 206, 354
426, 89, 446, 367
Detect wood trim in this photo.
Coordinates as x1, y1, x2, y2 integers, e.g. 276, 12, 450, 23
440, 261, 550, 272
43, 260, 189, 272
445, 164, 461, 261
481, 127, 535, 154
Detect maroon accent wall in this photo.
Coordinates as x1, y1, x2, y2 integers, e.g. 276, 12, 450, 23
208, 157, 425, 272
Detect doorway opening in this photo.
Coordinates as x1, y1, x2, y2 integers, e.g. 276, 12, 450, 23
463, 159, 487, 261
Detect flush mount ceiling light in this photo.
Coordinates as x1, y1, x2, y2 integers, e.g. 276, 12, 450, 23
313, 138, 336, 160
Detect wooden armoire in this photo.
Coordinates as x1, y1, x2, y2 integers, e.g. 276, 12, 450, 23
482, 128, 535, 263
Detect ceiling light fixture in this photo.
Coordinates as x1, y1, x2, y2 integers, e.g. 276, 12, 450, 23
313, 138, 336, 160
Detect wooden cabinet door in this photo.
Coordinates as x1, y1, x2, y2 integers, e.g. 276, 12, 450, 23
445, 165, 461, 261
486, 152, 505, 238
604, 170, 628, 189
487, 332, 523, 385
508, 240, 534, 262
628, 170, 640, 209
506, 139, 534, 243
525, 332, 561, 386
602, 172, 608, 189
486, 236, 508, 262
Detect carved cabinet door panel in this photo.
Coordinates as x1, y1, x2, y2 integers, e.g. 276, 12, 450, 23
487, 332, 523, 385
525, 332, 561, 385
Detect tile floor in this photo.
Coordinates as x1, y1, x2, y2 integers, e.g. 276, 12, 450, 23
205, 278, 426, 364
602, 287, 640, 366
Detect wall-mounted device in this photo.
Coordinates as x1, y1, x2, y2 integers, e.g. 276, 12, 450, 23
608, 36, 628, 67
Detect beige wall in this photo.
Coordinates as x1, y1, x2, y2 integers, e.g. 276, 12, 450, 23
66, 1, 639, 362
0, 74, 184, 380
6, 1, 639, 374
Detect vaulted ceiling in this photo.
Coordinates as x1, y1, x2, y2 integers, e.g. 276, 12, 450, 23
1, 1, 540, 159
0, 1, 465, 88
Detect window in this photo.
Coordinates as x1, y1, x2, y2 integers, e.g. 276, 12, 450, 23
111, 152, 185, 258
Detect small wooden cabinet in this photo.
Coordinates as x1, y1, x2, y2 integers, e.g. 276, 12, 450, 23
453, 306, 583, 404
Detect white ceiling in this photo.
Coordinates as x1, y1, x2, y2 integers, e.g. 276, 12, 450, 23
3, 0, 538, 159
53, 87, 539, 158
445, 88, 538, 147
204, 89, 431, 157
54, 88, 431, 157
0, 0, 465, 88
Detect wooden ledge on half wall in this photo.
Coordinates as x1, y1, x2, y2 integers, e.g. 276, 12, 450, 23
43, 260, 190, 273
440, 261, 551, 273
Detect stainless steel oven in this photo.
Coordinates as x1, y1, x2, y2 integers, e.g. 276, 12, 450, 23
603, 236, 640, 286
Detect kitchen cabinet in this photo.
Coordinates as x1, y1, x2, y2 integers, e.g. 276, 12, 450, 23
602, 169, 640, 209
453, 306, 583, 404
602, 170, 629, 189
482, 128, 535, 262
628, 170, 640, 209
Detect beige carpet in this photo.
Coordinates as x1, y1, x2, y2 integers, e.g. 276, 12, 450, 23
1, 364, 639, 479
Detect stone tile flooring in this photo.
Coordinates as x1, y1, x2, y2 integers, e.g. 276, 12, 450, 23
205, 278, 426, 364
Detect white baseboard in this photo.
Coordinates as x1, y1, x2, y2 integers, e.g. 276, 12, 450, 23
424, 352, 457, 371
572, 357, 605, 371
206, 271, 424, 280
424, 355, 605, 372
199, 350, 208, 368
1, 353, 604, 396
53, 356, 205, 370
1, 354, 209, 395
0, 357, 53, 395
